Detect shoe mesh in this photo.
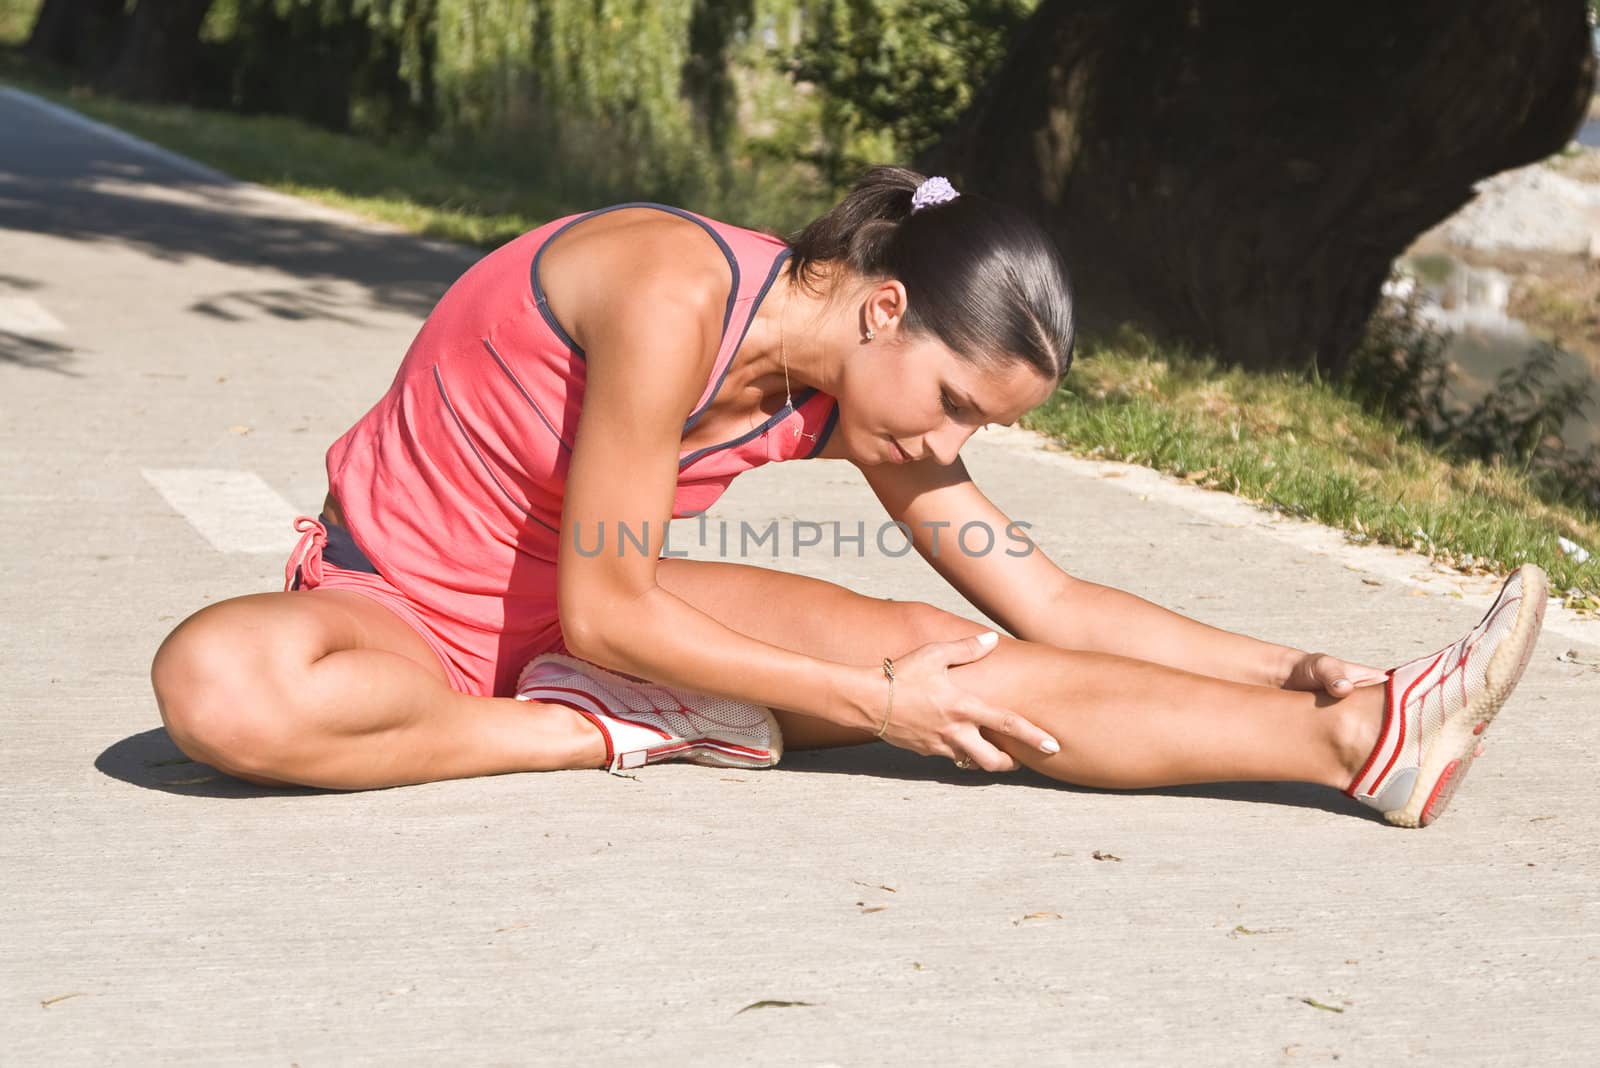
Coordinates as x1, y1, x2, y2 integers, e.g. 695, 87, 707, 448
1392, 569, 1522, 779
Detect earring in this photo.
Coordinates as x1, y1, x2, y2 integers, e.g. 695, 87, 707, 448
864, 328, 876, 342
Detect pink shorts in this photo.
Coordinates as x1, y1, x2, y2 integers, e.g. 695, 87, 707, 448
283, 516, 570, 698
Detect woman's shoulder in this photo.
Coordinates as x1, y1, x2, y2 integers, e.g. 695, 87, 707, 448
537, 203, 784, 351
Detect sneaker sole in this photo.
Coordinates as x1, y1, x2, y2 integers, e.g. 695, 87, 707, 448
1385, 565, 1548, 828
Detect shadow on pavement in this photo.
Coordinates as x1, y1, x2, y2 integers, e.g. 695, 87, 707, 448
96, 728, 327, 799
764, 745, 1376, 819
0, 329, 78, 375
98, 728, 1377, 819
1, 165, 466, 322
0, 90, 478, 323
188, 283, 368, 325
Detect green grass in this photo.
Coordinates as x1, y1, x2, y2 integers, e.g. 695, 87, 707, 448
4, 44, 1597, 609
1025, 330, 1600, 609
0, 0, 36, 47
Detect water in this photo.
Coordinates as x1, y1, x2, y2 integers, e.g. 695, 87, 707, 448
1393, 256, 1599, 451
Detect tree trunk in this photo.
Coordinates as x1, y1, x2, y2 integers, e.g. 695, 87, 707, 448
104, 0, 218, 102
24, 0, 129, 71
924, 0, 1599, 373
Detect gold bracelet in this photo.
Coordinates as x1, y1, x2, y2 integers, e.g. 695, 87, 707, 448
875, 657, 895, 738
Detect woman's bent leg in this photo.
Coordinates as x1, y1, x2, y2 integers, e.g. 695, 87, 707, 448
654, 558, 1380, 791
151, 589, 604, 789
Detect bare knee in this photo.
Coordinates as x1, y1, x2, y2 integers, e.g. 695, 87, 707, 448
151, 602, 302, 780
896, 599, 988, 649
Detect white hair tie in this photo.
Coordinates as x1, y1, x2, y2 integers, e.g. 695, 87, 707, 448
910, 176, 960, 214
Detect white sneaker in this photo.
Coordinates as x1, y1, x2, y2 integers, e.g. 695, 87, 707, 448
1347, 564, 1547, 827
514, 653, 784, 774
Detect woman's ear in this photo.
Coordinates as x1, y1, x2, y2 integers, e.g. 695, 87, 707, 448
862, 280, 908, 341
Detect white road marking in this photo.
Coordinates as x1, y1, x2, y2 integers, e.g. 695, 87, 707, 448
0, 296, 65, 333
141, 468, 299, 554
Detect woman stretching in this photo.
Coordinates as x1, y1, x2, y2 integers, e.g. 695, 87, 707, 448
149, 167, 1546, 827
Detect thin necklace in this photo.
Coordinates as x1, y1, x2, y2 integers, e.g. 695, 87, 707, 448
778, 288, 817, 442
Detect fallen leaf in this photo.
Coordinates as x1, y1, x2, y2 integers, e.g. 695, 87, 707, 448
1408, 589, 1429, 598
1092, 850, 1122, 862
719, 777, 747, 783
1299, 997, 1345, 1014
859, 905, 889, 914
142, 756, 195, 767
228, 425, 252, 435
495, 922, 531, 933
1020, 911, 1062, 922
40, 993, 84, 1008
1529, 815, 1556, 823
1361, 578, 1382, 587
1229, 924, 1291, 938
162, 775, 217, 786
735, 1000, 813, 1015
851, 880, 897, 893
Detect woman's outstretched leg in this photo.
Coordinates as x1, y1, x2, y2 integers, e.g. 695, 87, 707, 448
658, 557, 1543, 825
654, 558, 1381, 792
916, 566, 1540, 827
151, 589, 606, 789
948, 638, 1380, 790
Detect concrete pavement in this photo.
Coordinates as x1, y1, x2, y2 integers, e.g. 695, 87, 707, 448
2, 85, 1598, 1065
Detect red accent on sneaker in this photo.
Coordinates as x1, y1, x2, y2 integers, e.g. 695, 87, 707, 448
527, 683, 674, 740
645, 738, 772, 764
1345, 671, 1395, 797
1346, 649, 1445, 798
1420, 759, 1464, 826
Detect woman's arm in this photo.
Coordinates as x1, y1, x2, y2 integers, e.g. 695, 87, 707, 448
549, 228, 1054, 767
857, 455, 1382, 691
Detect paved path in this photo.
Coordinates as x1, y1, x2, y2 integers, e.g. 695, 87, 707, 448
3, 86, 1598, 1065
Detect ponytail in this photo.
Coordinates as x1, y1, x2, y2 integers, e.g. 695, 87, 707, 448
786, 166, 1076, 382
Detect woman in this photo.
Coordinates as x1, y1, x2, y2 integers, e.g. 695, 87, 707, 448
149, 167, 1546, 827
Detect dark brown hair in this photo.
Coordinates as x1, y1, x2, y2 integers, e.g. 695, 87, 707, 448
787, 166, 1075, 381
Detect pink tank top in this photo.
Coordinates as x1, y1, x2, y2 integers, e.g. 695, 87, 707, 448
324, 203, 839, 624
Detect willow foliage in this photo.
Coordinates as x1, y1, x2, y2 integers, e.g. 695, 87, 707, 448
199, 0, 1036, 225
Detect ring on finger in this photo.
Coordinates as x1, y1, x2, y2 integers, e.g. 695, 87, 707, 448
953, 757, 975, 770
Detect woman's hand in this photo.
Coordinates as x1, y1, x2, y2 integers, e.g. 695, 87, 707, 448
863, 631, 1060, 771
1281, 651, 1389, 698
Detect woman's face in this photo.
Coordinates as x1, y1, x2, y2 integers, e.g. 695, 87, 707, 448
835, 329, 1056, 467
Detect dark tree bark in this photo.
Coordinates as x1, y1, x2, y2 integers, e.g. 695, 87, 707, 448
104, 0, 217, 102
924, 0, 1599, 373
24, 0, 129, 71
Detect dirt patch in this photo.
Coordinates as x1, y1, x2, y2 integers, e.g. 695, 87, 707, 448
1549, 145, 1600, 184
1509, 268, 1600, 369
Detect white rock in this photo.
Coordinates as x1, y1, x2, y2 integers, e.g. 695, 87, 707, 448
1439, 162, 1600, 255
1557, 536, 1592, 564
